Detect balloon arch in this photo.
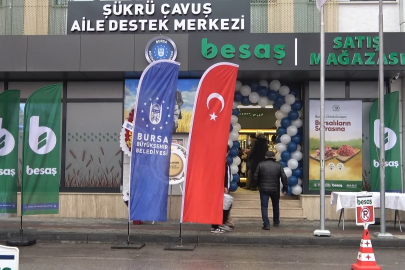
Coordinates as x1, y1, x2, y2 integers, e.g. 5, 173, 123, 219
227, 80, 303, 196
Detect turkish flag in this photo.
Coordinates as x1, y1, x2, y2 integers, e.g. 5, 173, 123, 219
181, 63, 239, 224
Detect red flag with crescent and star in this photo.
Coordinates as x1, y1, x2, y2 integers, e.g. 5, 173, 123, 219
181, 62, 239, 224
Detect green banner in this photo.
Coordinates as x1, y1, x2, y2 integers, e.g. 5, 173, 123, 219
21, 84, 62, 215
370, 92, 402, 192
0, 90, 20, 214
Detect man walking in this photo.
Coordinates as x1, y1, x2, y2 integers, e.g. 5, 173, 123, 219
254, 151, 288, 230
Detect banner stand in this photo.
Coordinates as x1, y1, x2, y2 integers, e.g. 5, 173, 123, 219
111, 220, 145, 250
6, 212, 36, 247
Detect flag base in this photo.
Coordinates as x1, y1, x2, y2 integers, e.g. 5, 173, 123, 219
111, 242, 145, 250
313, 229, 331, 237
164, 244, 196, 251
6, 235, 36, 247
376, 232, 393, 239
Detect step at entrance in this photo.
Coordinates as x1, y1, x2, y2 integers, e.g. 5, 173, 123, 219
230, 189, 306, 221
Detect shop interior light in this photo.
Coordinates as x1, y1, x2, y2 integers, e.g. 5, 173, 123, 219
237, 105, 274, 109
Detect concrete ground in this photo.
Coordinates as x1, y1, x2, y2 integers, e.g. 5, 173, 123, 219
17, 243, 405, 270
0, 216, 404, 247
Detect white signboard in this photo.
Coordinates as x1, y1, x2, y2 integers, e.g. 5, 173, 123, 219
0, 245, 19, 270
355, 194, 375, 226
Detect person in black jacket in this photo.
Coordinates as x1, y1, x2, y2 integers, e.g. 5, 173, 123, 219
247, 133, 268, 190
254, 151, 288, 230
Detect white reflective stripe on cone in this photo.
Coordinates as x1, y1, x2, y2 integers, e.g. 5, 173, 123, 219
360, 239, 373, 248
357, 252, 376, 261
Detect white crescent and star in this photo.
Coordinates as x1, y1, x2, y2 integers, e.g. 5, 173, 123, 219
207, 93, 225, 121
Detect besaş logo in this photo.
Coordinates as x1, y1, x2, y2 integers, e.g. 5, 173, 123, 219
0, 118, 16, 157
29, 116, 57, 155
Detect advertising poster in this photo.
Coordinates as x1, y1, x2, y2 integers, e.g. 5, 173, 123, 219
369, 92, 402, 192
309, 100, 362, 191
125, 79, 199, 133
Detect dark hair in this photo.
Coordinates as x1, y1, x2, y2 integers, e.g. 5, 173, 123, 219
249, 134, 257, 139
227, 145, 230, 152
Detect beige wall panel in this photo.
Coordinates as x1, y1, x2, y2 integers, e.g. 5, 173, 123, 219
24, 0, 49, 35
268, 0, 294, 33
325, 1, 339, 32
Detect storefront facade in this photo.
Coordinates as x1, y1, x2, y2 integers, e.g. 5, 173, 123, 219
0, 0, 404, 221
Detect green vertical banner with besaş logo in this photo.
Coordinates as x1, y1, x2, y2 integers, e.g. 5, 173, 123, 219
21, 84, 62, 215
370, 92, 402, 192
0, 90, 20, 214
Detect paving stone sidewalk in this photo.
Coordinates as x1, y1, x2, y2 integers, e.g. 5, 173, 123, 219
0, 217, 404, 247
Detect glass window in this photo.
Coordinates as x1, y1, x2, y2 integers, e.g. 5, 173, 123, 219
65, 103, 122, 188
0, 0, 24, 35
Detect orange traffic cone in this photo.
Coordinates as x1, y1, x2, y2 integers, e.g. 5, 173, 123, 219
351, 228, 381, 270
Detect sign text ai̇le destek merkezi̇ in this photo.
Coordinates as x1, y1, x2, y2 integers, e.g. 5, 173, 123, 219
67, 0, 250, 34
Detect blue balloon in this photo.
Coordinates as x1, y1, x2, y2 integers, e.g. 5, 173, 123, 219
281, 151, 291, 161
289, 88, 298, 97
230, 124, 233, 132
267, 90, 278, 101
227, 156, 233, 165
229, 148, 239, 157
279, 160, 288, 168
230, 182, 238, 192
287, 186, 293, 195
288, 176, 298, 186
258, 86, 268, 97
234, 92, 243, 102
287, 142, 298, 152
275, 95, 285, 106
233, 141, 240, 149
276, 136, 281, 143
291, 134, 302, 144
276, 127, 287, 136
288, 110, 299, 120
297, 128, 302, 135
250, 82, 259, 92
241, 96, 250, 106
291, 100, 302, 111
232, 109, 240, 116
273, 104, 281, 110
232, 174, 240, 183
298, 161, 303, 168
292, 168, 303, 178
281, 117, 291, 128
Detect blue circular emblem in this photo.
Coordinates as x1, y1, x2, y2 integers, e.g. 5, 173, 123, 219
145, 36, 177, 63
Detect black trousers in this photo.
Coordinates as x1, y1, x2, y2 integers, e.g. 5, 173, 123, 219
211, 207, 232, 229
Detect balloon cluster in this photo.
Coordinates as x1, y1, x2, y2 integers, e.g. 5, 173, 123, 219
227, 97, 242, 192
231, 80, 303, 195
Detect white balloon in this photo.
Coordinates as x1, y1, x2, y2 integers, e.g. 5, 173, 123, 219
285, 94, 296, 105
291, 150, 303, 161
231, 164, 239, 174
287, 159, 299, 170
275, 152, 281, 162
228, 139, 233, 148
297, 144, 302, 151
268, 100, 275, 105
275, 143, 287, 153
233, 123, 241, 132
269, 80, 281, 91
292, 119, 303, 128
275, 110, 287, 120
280, 104, 292, 114
292, 184, 303, 195
233, 156, 241, 166
259, 80, 268, 88
240, 85, 251, 97
231, 115, 238, 125
258, 97, 269, 107
279, 86, 290, 96
229, 131, 239, 141
298, 178, 303, 186
283, 167, 292, 178
249, 92, 260, 104
287, 126, 298, 137
275, 120, 281, 128
280, 134, 291, 144
233, 101, 239, 109
235, 81, 242, 91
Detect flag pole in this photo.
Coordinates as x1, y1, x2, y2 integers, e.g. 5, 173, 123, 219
314, 4, 331, 237
377, 0, 393, 239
